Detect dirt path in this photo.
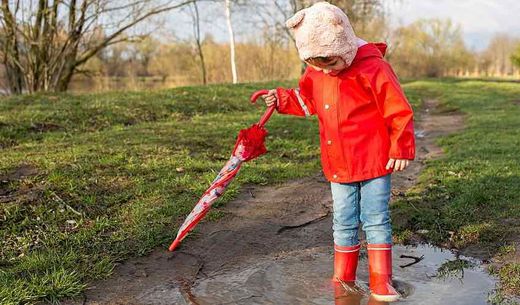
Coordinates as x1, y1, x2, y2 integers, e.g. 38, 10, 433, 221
66, 100, 466, 305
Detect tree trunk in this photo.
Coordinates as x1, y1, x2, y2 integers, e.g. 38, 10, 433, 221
4, 61, 24, 94
55, 63, 76, 92
1, 0, 24, 94
192, 2, 207, 85
225, 0, 238, 84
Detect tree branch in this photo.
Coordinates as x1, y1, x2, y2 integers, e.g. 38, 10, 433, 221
76, 0, 197, 67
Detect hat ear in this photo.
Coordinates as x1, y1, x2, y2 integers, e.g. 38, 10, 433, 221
286, 10, 305, 29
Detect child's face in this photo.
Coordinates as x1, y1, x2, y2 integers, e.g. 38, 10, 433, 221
306, 56, 347, 76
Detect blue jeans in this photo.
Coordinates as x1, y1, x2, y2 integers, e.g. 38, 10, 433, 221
331, 174, 392, 247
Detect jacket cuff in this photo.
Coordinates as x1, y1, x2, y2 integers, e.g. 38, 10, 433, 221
389, 152, 415, 160
275, 88, 290, 113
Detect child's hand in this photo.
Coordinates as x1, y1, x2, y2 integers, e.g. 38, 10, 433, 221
262, 89, 278, 107
386, 158, 410, 171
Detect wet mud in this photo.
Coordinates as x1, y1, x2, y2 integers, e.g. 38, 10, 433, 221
64, 101, 494, 305
190, 244, 494, 305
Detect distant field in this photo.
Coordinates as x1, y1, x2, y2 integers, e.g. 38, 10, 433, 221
1, 79, 519, 304
67, 76, 191, 94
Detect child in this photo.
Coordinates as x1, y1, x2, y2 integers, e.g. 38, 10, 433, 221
262, 2, 415, 302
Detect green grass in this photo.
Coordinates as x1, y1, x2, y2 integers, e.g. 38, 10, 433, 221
1, 79, 520, 303
0, 81, 325, 304
392, 79, 520, 246
392, 79, 520, 301
495, 263, 520, 295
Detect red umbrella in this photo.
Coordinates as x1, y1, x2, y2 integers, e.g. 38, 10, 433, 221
169, 90, 274, 251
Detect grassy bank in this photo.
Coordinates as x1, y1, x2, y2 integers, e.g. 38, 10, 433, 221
0, 82, 325, 304
1, 79, 519, 304
393, 79, 520, 302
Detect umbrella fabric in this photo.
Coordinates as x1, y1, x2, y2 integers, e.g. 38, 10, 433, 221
169, 123, 268, 251
232, 124, 268, 161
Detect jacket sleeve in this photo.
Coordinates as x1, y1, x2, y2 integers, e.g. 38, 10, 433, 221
275, 67, 316, 117
370, 61, 415, 160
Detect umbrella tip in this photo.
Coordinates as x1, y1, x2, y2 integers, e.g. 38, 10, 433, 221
168, 240, 180, 252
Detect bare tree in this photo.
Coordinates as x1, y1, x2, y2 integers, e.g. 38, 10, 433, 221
0, 0, 196, 94
225, 0, 238, 83
512, 43, 520, 69
266, 0, 313, 47
480, 33, 520, 77
189, 1, 207, 84
391, 18, 472, 77
0, 0, 24, 94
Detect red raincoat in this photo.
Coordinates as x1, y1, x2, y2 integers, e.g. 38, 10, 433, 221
276, 43, 415, 183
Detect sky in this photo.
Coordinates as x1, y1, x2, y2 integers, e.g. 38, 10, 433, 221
387, 0, 520, 51
163, 0, 520, 52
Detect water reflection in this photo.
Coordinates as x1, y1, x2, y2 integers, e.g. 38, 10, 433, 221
184, 245, 495, 305
435, 258, 476, 281
334, 282, 364, 305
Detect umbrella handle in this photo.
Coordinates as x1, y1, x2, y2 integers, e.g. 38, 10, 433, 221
250, 89, 276, 128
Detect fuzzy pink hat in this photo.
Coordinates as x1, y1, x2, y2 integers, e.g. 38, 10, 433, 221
286, 2, 358, 66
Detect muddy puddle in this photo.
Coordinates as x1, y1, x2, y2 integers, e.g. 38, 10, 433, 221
151, 244, 495, 305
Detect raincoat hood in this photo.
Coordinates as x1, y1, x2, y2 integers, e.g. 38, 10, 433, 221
350, 42, 388, 65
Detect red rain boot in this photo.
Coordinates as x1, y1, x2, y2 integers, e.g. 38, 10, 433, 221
333, 243, 360, 282
367, 244, 400, 302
